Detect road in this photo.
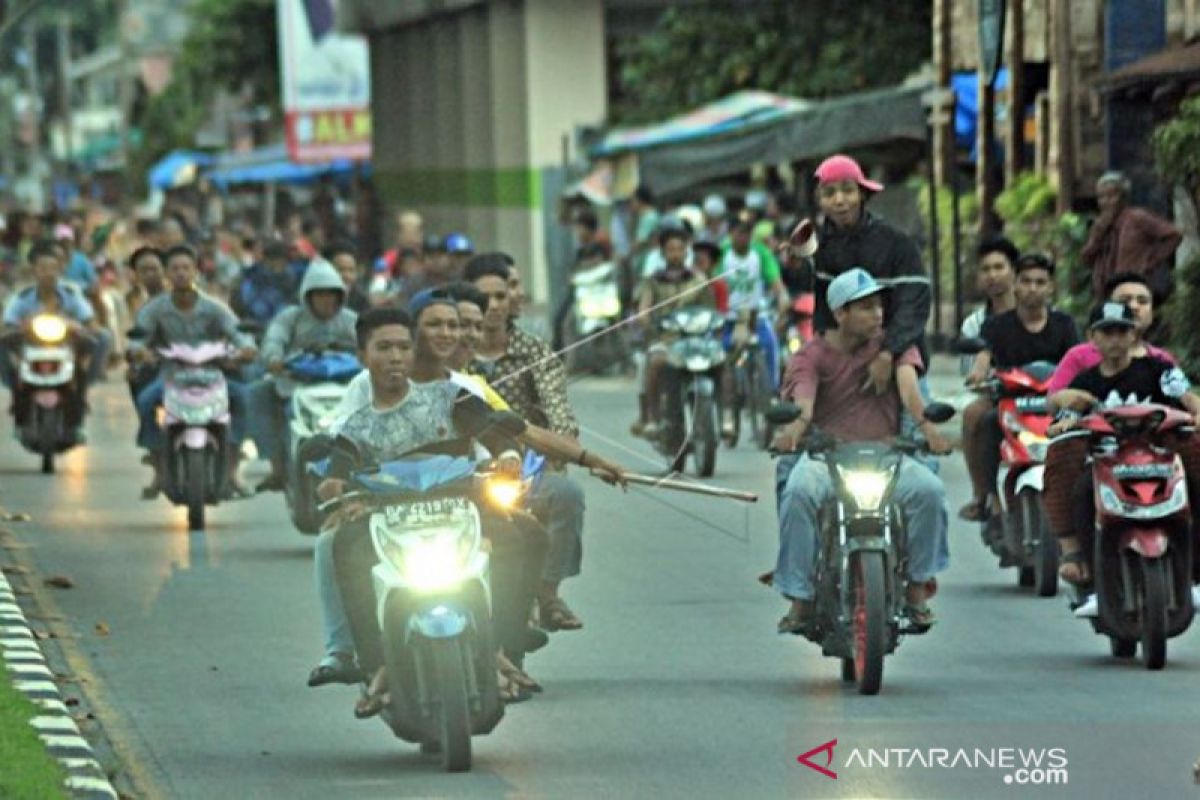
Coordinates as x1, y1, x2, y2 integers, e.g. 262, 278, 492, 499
3, 370, 1200, 799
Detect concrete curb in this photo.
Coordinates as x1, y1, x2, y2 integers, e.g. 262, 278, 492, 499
0, 572, 118, 800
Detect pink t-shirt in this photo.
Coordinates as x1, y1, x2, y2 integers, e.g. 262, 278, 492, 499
1046, 342, 1176, 394
781, 335, 924, 443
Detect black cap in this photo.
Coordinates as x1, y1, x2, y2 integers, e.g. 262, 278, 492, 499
1088, 301, 1137, 332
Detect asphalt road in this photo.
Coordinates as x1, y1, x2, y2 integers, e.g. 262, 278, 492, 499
3, 367, 1200, 799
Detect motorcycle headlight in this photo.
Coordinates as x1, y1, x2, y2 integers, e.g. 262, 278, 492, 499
30, 314, 67, 344
485, 476, 525, 510
316, 413, 337, 430
840, 468, 890, 512
680, 310, 717, 335
375, 514, 478, 593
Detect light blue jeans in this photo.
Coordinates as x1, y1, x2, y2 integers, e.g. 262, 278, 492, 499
775, 453, 949, 601
526, 472, 585, 583
315, 528, 354, 657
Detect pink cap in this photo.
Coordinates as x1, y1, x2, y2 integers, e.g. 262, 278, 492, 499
815, 154, 883, 193
54, 223, 75, 241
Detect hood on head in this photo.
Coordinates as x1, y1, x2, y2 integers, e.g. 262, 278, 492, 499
299, 258, 346, 305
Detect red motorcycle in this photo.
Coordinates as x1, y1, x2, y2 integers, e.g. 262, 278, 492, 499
1077, 403, 1195, 669
973, 361, 1058, 596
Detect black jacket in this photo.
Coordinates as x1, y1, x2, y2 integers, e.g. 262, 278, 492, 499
813, 212, 930, 358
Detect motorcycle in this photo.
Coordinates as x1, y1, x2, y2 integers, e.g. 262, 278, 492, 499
724, 303, 776, 451
654, 305, 726, 477
1075, 403, 1195, 669
156, 341, 236, 531
324, 449, 533, 771
767, 400, 956, 695
4, 313, 89, 473
563, 261, 628, 375
283, 350, 362, 534
964, 350, 1059, 596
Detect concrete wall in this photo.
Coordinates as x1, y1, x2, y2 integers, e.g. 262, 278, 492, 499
366, 0, 607, 305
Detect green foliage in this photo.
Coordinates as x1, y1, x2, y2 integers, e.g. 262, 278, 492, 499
1162, 253, 1200, 377
909, 175, 980, 306
1153, 95, 1200, 191
612, 2, 931, 123
129, 0, 278, 182
994, 171, 1090, 317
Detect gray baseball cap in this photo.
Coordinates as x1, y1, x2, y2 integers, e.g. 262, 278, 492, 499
827, 267, 887, 312
1089, 301, 1138, 331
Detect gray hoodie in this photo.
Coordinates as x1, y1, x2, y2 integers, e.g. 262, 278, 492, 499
261, 259, 359, 395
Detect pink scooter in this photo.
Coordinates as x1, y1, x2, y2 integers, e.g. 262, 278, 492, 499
158, 342, 235, 530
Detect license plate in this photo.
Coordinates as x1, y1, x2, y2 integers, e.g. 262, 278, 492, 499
384, 496, 471, 525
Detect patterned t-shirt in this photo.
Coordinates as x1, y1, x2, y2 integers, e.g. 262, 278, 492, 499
331, 379, 465, 465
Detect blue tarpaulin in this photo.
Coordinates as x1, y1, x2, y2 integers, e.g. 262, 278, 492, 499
148, 150, 215, 190
206, 144, 359, 187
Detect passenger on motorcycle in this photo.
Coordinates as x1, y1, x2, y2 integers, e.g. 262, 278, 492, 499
772, 269, 952, 634
630, 227, 718, 439
249, 258, 358, 492
958, 235, 1018, 375
1045, 301, 1200, 597
716, 218, 788, 438
129, 245, 257, 497
810, 155, 929, 399
125, 247, 167, 404
1, 240, 107, 440
961, 253, 1080, 520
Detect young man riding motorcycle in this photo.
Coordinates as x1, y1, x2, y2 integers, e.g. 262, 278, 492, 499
961, 253, 1080, 519
1045, 301, 1200, 603
1, 240, 107, 441
128, 245, 257, 497
316, 307, 624, 714
631, 227, 718, 439
772, 269, 952, 633
249, 258, 358, 492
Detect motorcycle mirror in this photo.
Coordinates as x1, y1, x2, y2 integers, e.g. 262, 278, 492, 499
766, 402, 802, 425
953, 337, 987, 356
923, 402, 956, 424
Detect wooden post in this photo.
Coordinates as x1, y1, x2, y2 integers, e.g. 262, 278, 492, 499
1005, 0, 1025, 183
978, 77, 998, 237
933, 0, 955, 188
1051, 0, 1074, 213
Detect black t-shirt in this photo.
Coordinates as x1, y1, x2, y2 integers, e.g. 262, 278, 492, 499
980, 309, 1080, 368
1069, 356, 1191, 409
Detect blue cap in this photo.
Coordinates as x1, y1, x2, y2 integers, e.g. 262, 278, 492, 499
408, 287, 458, 322
827, 267, 887, 312
444, 233, 474, 254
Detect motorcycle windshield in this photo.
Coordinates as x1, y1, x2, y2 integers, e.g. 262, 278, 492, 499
354, 455, 476, 494
286, 352, 363, 382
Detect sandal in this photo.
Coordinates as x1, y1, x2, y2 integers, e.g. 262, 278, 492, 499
777, 602, 812, 635
539, 597, 583, 631
498, 653, 543, 694
957, 499, 987, 521
497, 671, 531, 703
902, 603, 937, 632
353, 669, 389, 719
308, 653, 363, 688
1059, 550, 1091, 586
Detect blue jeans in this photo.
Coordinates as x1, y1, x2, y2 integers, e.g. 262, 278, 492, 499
135, 376, 248, 451
315, 528, 354, 657
775, 453, 949, 600
722, 315, 780, 392
527, 472, 585, 583
247, 379, 287, 462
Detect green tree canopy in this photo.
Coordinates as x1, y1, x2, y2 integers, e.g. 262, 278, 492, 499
612, 2, 931, 124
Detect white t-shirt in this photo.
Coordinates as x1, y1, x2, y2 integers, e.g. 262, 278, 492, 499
720, 248, 768, 312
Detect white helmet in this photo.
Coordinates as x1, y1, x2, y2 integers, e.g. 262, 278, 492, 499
702, 194, 727, 218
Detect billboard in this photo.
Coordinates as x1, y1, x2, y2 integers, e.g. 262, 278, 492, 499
277, 0, 371, 163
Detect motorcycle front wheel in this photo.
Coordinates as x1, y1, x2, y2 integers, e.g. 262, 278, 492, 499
1018, 491, 1057, 597
431, 639, 472, 772
850, 551, 887, 695
36, 406, 59, 474
185, 449, 207, 531
692, 394, 717, 478
1139, 557, 1168, 670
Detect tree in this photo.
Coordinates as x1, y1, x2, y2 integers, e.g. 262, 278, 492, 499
130, 0, 277, 180
1153, 96, 1200, 376
612, 2, 931, 124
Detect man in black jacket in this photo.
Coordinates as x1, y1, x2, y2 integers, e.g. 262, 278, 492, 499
807, 155, 931, 395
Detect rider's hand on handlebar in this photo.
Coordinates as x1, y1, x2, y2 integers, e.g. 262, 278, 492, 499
771, 420, 806, 453
316, 478, 347, 502
267, 360, 285, 376
1047, 418, 1078, 437
235, 346, 258, 364
921, 423, 953, 455
964, 367, 990, 388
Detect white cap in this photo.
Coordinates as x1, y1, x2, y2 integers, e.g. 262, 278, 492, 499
703, 194, 727, 218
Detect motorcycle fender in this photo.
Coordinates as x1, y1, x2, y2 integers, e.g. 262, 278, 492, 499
33, 390, 59, 409
409, 606, 470, 639
181, 427, 210, 450
846, 537, 888, 554
1119, 527, 1170, 558
1014, 465, 1044, 495
692, 376, 716, 397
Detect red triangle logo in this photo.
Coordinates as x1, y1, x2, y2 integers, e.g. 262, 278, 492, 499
797, 738, 838, 780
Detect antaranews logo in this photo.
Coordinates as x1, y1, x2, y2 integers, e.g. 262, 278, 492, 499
796, 739, 1069, 786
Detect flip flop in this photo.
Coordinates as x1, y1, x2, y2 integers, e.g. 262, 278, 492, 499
1058, 550, 1091, 586
539, 597, 583, 631
957, 499, 987, 521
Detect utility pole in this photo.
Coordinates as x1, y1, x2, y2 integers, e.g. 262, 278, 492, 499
22, 19, 43, 209
1051, 0, 1074, 213
933, 0, 956, 188
1005, 0, 1025, 184
117, 0, 133, 189
56, 9, 71, 166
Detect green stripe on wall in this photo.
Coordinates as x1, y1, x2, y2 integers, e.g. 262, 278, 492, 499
376, 168, 543, 209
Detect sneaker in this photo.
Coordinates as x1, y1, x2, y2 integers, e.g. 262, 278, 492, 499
1072, 594, 1098, 618
629, 419, 646, 437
